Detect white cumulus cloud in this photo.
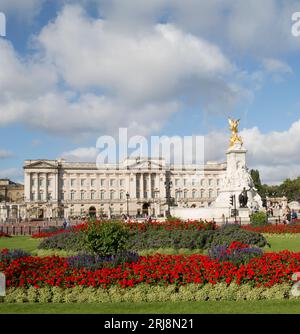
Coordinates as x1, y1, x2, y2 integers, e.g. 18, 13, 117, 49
0, 4, 244, 137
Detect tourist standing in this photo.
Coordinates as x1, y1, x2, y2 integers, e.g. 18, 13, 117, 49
292, 210, 298, 223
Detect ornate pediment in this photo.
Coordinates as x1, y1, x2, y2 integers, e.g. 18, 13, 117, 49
24, 160, 58, 169
124, 158, 164, 170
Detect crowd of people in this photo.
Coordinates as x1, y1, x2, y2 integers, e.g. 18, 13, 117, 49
281, 207, 298, 224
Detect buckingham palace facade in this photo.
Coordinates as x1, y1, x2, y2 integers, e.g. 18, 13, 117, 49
23, 157, 226, 219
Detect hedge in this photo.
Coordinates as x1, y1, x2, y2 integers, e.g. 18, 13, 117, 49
2, 283, 297, 303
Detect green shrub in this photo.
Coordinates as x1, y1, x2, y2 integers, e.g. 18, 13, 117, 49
38, 231, 86, 252
83, 221, 130, 256
38, 221, 267, 252
210, 224, 268, 248
250, 212, 268, 227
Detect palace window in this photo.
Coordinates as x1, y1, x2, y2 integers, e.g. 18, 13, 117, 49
120, 179, 124, 187
192, 190, 196, 199
61, 192, 64, 200
208, 179, 213, 186
200, 189, 205, 198
81, 179, 86, 187
184, 190, 188, 199
120, 191, 124, 200
110, 190, 115, 200
100, 179, 105, 186
110, 179, 115, 187
91, 179, 96, 187
70, 179, 76, 187
70, 191, 76, 200
100, 191, 105, 200
175, 179, 179, 186
91, 191, 96, 200
81, 191, 85, 200
209, 189, 213, 198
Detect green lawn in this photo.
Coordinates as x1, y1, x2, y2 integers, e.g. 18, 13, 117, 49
0, 236, 40, 252
263, 234, 300, 252
1, 300, 300, 314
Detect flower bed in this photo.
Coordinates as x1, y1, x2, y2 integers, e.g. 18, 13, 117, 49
32, 220, 215, 239
242, 224, 300, 234
208, 241, 263, 265
1, 249, 300, 289
31, 223, 87, 238
38, 223, 267, 252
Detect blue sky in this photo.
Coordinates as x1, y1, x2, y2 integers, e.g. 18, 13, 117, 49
0, 0, 300, 184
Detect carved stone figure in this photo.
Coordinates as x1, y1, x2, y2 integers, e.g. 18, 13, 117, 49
239, 187, 248, 208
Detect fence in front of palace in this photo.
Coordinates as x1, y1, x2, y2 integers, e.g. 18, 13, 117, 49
0, 219, 83, 236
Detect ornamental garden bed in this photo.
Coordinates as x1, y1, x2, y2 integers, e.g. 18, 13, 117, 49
1, 245, 300, 302
1, 221, 300, 303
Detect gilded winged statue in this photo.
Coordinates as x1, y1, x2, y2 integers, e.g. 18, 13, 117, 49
228, 118, 243, 148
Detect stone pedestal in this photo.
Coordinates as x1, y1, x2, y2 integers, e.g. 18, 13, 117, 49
169, 138, 262, 223
238, 208, 251, 224
214, 142, 262, 210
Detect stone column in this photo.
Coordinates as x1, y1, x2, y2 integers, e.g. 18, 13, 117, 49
54, 172, 58, 201
24, 172, 31, 202
129, 172, 135, 198
45, 173, 48, 201
148, 173, 152, 199
140, 173, 144, 200
159, 173, 165, 199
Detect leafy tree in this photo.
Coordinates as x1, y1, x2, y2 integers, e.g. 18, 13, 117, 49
250, 169, 263, 193
254, 174, 300, 202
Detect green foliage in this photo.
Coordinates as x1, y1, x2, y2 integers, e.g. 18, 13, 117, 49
38, 231, 86, 252
38, 222, 267, 252
210, 224, 268, 248
4, 283, 294, 303
31, 249, 78, 257
250, 169, 263, 193
250, 168, 300, 201
83, 221, 130, 256
128, 227, 215, 250
250, 212, 268, 227
165, 216, 182, 223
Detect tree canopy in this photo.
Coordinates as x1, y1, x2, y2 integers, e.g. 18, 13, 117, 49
250, 169, 300, 201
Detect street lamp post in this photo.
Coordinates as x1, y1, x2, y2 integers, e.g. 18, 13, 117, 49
164, 176, 173, 217
126, 192, 130, 217
154, 189, 160, 217
265, 192, 269, 224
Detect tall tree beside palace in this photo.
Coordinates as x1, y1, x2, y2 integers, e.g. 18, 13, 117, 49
250, 169, 300, 201
250, 169, 263, 194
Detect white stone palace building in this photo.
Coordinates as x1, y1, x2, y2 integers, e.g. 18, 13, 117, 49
23, 157, 226, 219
